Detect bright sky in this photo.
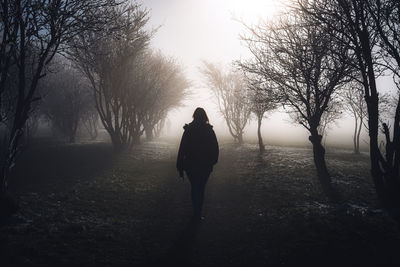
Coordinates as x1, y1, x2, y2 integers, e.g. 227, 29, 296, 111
141, 0, 395, 148
145, 0, 281, 66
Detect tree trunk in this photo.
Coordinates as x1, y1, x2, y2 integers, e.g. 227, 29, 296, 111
89, 127, 98, 140
1, 165, 9, 197
357, 27, 387, 203
110, 132, 124, 153
237, 133, 243, 145
69, 134, 76, 143
132, 133, 141, 145
353, 116, 359, 154
364, 70, 386, 202
0, 128, 24, 217
0, 189, 19, 219
68, 127, 77, 143
145, 127, 153, 141
257, 115, 265, 153
355, 116, 363, 154
309, 130, 331, 189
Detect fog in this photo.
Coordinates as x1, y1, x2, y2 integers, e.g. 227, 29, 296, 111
4, 1, 400, 265
139, 0, 394, 149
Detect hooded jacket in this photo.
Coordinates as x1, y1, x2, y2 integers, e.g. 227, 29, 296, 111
176, 121, 219, 174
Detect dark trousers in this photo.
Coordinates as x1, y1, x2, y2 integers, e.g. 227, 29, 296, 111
187, 170, 210, 218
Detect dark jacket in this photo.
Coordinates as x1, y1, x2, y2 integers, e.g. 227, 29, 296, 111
176, 121, 219, 174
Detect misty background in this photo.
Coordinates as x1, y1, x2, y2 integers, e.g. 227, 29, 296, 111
2, 1, 400, 266
142, 0, 395, 149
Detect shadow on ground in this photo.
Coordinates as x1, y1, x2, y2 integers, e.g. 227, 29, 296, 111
1, 141, 400, 266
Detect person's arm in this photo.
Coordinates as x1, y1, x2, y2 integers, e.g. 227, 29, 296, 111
211, 129, 219, 165
176, 128, 188, 177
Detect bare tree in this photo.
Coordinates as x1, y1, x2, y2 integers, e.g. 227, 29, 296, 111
245, 75, 276, 152
371, 0, 400, 206
41, 60, 92, 143
154, 117, 166, 139
242, 7, 353, 189
343, 81, 390, 155
319, 98, 343, 147
301, 0, 400, 206
1, 60, 41, 146
81, 109, 100, 141
137, 51, 189, 141
201, 62, 252, 145
343, 84, 366, 154
0, 0, 120, 210
71, 4, 152, 151
23, 109, 40, 144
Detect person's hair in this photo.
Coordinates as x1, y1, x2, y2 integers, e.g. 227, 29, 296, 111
192, 107, 209, 124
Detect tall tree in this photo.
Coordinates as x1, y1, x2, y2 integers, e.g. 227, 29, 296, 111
242, 7, 353, 189
344, 84, 366, 154
245, 75, 276, 153
71, 4, 151, 151
201, 62, 252, 145
301, 0, 400, 206
0, 0, 120, 212
81, 109, 100, 141
136, 51, 189, 141
41, 60, 93, 143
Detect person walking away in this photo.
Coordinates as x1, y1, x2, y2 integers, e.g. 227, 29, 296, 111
176, 107, 219, 221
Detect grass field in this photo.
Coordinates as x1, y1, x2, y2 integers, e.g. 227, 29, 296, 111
1, 140, 400, 266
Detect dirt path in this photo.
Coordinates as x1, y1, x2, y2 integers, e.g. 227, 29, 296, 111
149, 145, 261, 266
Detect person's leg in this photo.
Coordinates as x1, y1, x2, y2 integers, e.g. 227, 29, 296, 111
189, 174, 202, 218
196, 173, 210, 217
190, 172, 210, 220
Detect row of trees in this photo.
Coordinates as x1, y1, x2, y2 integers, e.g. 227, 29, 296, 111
0, 1, 188, 213
199, 0, 399, 205
236, 0, 400, 205
37, 47, 187, 146
201, 62, 277, 152
40, 60, 99, 143
0, 0, 122, 212
70, 5, 188, 152
202, 59, 371, 156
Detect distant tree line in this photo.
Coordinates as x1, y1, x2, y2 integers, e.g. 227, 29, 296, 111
200, 61, 276, 152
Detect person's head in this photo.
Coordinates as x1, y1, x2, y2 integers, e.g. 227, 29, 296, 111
192, 107, 209, 124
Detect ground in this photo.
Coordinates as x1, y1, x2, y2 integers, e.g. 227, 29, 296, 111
1, 140, 400, 266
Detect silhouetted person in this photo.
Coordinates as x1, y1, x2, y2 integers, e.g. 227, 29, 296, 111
177, 107, 219, 221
